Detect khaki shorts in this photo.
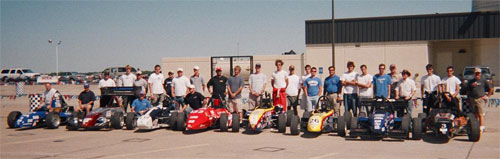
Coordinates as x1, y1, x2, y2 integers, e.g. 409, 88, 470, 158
229, 98, 242, 113
248, 95, 261, 109
472, 97, 486, 114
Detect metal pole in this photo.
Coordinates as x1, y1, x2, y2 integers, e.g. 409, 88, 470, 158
56, 45, 59, 77
331, 0, 335, 67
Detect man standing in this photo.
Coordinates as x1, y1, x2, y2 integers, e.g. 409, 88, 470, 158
227, 66, 245, 120
341, 61, 359, 116
388, 64, 402, 99
163, 72, 174, 97
149, 65, 165, 104
134, 71, 149, 94
324, 66, 342, 116
467, 68, 492, 132
300, 65, 312, 111
373, 64, 392, 99
271, 59, 288, 109
118, 65, 137, 112
286, 65, 301, 116
99, 72, 116, 107
395, 70, 417, 117
441, 66, 462, 113
172, 68, 191, 110
304, 67, 322, 114
248, 64, 267, 109
207, 67, 228, 99
191, 66, 206, 95
78, 83, 96, 114
357, 65, 373, 113
421, 64, 441, 115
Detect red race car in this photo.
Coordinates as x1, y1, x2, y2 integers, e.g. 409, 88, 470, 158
183, 98, 240, 132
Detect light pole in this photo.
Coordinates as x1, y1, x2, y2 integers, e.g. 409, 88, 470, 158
331, 0, 335, 67
48, 40, 62, 77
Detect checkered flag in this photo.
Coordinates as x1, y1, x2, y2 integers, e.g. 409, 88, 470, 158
29, 94, 42, 112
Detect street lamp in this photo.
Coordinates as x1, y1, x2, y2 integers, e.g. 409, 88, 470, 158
48, 39, 62, 77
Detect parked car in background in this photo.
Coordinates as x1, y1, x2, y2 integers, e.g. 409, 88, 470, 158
461, 66, 495, 84
58, 72, 87, 83
102, 66, 137, 80
1, 68, 40, 83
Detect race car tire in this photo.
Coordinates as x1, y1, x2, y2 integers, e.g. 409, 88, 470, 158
220, 113, 228, 132
467, 113, 480, 142
7, 111, 22, 128
286, 110, 293, 126
278, 113, 286, 133
345, 112, 352, 130
46, 112, 61, 129
111, 112, 124, 129
350, 116, 358, 129
337, 116, 346, 137
290, 115, 300, 135
66, 112, 80, 131
169, 112, 178, 130
176, 112, 185, 131
231, 113, 240, 132
412, 117, 423, 140
125, 112, 136, 130
418, 113, 426, 119
401, 114, 411, 138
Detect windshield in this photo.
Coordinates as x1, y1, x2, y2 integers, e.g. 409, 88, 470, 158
22, 69, 34, 73
464, 68, 490, 76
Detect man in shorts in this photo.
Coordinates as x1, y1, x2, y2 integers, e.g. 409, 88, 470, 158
466, 68, 492, 132
248, 63, 267, 109
324, 66, 342, 116
227, 66, 245, 120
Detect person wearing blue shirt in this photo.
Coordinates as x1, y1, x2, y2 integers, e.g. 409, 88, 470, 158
304, 67, 323, 114
324, 66, 342, 116
131, 91, 151, 115
373, 64, 392, 98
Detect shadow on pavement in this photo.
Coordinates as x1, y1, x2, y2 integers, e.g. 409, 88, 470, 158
422, 133, 450, 144
182, 129, 210, 135
300, 131, 321, 138
242, 128, 262, 135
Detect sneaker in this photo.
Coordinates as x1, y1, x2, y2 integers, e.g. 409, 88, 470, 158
480, 126, 485, 132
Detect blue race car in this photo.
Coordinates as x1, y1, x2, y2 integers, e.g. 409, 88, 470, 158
7, 101, 74, 129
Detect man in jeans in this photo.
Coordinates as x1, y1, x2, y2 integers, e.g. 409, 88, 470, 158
420, 64, 441, 115
172, 68, 191, 110
466, 68, 492, 132
440, 66, 462, 114
304, 67, 322, 115
227, 66, 245, 120
356, 65, 373, 114
149, 65, 165, 104
373, 64, 391, 99
323, 66, 342, 116
248, 63, 267, 109
300, 65, 312, 112
271, 59, 288, 109
395, 70, 416, 117
341, 61, 359, 116
286, 65, 301, 116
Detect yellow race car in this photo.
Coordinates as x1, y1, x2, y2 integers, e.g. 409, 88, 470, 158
302, 96, 346, 136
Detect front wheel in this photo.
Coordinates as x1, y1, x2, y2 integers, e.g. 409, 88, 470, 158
290, 115, 300, 135
412, 118, 423, 140
46, 112, 61, 129
169, 112, 178, 130
220, 113, 228, 132
337, 116, 346, 137
7, 111, 22, 128
231, 113, 240, 132
401, 115, 411, 138
176, 112, 185, 131
345, 112, 352, 130
111, 112, 124, 129
467, 113, 480, 142
125, 112, 136, 130
278, 113, 286, 133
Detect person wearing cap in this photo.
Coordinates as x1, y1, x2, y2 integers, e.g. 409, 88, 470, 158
118, 65, 137, 112
78, 83, 96, 114
134, 71, 149, 95
172, 68, 191, 109
341, 61, 359, 116
440, 66, 462, 114
149, 65, 165, 104
286, 65, 301, 116
207, 67, 228, 99
191, 66, 206, 95
420, 64, 441, 115
300, 65, 312, 112
184, 84, 205, 114
131, 90, 151, 115
466, 67, 492, 132
227, 65, 245, 120
271, 59, 289, 109
248, 63, 267, 109
163, 72, 174, 97
356, 65, 373, 113
99, 72, 116, 107
395, 70, 416, 117
323, 66, 342, 116
388, 64, 402, 99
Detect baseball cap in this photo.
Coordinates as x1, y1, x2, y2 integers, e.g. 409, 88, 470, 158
83, 83, 90, 88
136, 71, 142, 75
193, 66, 200, 70
215, 67, 222, 71
177, 68, 183, 72
188, 84, 195, 89
255, 63, 261, 68
140, 90, 146, 95
474, 68, 481, 73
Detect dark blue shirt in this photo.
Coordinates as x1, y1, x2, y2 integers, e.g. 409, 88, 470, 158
373, 74, 392, 98
324, 75, 342, 93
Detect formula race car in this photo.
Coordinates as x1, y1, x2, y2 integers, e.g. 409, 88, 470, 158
348, 97, 411, 139
302, 95, 344, 136
242, 93, 295, 134
412, 94, 480, 142
8, 94, 73, 129
184, 97, 239, 132
125, 96, 177, 130
66, 87, 139, 130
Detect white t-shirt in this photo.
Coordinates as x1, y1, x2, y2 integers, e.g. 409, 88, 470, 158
272, 70, 288, 88
286, 74, 301, 96
99, 79, 116, 88
148, 73, 165, 94
172, 76, 191, 97
421, 74, 441, 93
42, 88, 57, 105
118, 73, 137, 87
301, 74, 311, 86
341, 71, 358, 94
357, 74, 373, 97
249, 73, 267, 93
441, 76, 462, 95
397, 78, 417, 98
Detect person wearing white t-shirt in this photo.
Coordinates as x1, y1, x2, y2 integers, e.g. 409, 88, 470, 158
395, 70, 417, 117
356, 65, 373, 113
271, 59, 288, 109
286, 65, 301, 116
149, 65, 165, 104
420, 64, 441, 115
341, 61, 359, 116
248, 63, 267, 109
99, 72, 116, 107
300, 65, 312, 111
40, 83, 62, 110
118, 65, 137, 112
440, 66, 462, 113
172, 68, 191, 109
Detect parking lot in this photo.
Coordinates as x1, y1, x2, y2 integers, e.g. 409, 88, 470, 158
1, 85, 499, 159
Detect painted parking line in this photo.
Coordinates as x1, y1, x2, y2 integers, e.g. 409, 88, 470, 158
308, 152, 337, 159
98, 143, 210, 159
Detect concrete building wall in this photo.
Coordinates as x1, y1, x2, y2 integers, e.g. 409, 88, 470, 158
161, 57, 211, 81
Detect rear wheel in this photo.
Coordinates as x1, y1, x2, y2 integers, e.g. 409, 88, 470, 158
290, 115, 300, 135
345, 112, 352, 130
337, 116, 346, 137
286, 111, 293, 126
111, 112, 124, 129
176, 112, 185, 131
7, 111, 22, 128
412, 117, 422, 140
220, 113, 228, 132
350, 116, 358, 129
467, 113, 480, 142
231, 113, 240, 132
46, 112, 61, 129
401, 114, 411, 138
278, 113, 286, 133
125, 112, 136, 130
169, 112, 178, 130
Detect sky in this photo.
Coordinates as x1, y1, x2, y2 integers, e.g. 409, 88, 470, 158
1, 0, 472, 73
